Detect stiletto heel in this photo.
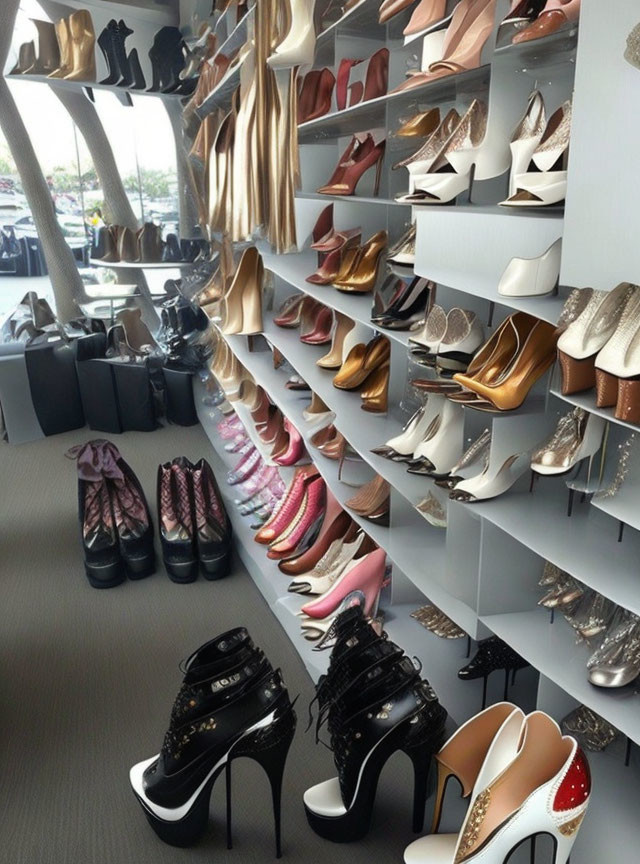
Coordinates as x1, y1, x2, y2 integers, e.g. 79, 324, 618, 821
404, 739, 437, 833
430, 762, 456, 833
373, 151, 384, 196
304, 612, 448, 844
227, 705, 297, 858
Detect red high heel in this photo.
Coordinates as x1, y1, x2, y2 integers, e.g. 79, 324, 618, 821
298, 67, 335, 123
318, 135, 374, 191
310, 203, 334, 248
335, 48, 389, 110
317, 135, 386, 197
278, 489, 350, 575
306, 234, 362, 284
301, 306, 333, 345
312, 226, 361, 254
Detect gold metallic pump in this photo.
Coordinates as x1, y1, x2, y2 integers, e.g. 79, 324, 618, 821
446, 311, 537, 399
333, 335, 391, 390
333, 230, 388, 294
221, 246, 264, 335
360, 362, 390, 413
454, 315, 559, 411
48, 17, 72, 78
63, 10, 96, 81
393, 107, 441, 138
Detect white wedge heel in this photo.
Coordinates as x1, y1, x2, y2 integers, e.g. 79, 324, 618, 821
498, 237, 562, 297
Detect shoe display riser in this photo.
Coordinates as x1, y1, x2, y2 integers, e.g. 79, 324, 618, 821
562, 0, 640, 290
88, 259, 197, 269
413, 206, 565, 323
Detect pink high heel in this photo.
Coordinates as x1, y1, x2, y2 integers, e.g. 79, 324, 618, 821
237, 464, 279, 498
255, 467, 320, 544
226, 447, 261, 486
267, 477, 327, 559
300, 547, 387, 619
273, 418, 306, 466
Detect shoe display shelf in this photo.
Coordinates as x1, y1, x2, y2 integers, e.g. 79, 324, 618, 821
195, 379, 534, 728
89, 259, 200, 269
194, 3, 255, 117
198, 4, 640, 860
10, 0, 186, 102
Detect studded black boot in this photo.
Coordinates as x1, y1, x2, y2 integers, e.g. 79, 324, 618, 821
130, 630, 296, 856
304, 609, 447, 843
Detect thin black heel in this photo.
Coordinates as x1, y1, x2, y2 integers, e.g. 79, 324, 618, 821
228, 710, 297, 858
403, 740, 437, 833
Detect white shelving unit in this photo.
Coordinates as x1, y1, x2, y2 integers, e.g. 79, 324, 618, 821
89, 259, 196, 270
191, 3, 640, 859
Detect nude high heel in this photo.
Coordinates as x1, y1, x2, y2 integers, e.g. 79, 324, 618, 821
63, 10, 97, 81
392, 0, 497, 91
221, 247, 264, 335
404, 0, 448, 36
317, 313, 355, 369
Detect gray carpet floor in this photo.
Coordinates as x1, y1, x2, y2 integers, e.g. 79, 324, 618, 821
0, 425, 428, 864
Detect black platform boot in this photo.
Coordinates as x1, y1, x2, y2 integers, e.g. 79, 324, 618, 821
157, 457, 198, 583
107, 454, 155, 580
191, 458, 232, 579
304, 608, 447, 843
130, 639, 296, 857
77, 472, 124, 588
